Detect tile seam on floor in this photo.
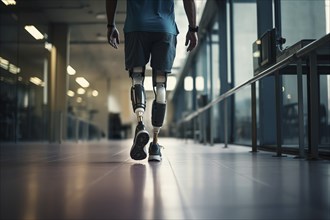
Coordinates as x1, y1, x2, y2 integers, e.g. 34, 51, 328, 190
165, 154, 195, 219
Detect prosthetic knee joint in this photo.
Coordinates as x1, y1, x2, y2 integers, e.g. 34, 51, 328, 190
152, 70, 167, 129
130, 67, 146, 121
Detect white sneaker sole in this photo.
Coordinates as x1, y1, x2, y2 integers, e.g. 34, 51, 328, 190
148, 155, 162, 162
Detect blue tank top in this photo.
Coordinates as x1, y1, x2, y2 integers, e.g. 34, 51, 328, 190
124, 0, 179, 35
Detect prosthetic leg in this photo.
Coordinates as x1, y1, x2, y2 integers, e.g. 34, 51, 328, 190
148, 70, 167, 161
129, 67, 150, 160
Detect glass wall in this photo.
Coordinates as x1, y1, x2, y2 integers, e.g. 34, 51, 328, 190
170, 0, 329, 156
281, 71, 309, 147
196, 37, 210, 141
0, 7, 49, 142
280, 0, 329, 149
232, 0, 257, 86
0, 3, 105, 143
319, 71, 330, 148
210, 20, 221, 143
280, 59, 329, 150
281, 0, 327, 47
231, 0, 257, 145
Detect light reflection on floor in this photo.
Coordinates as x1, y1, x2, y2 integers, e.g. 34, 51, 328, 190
1, 138, 329, 220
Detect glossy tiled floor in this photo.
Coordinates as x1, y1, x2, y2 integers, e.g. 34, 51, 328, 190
1, 138, 329, 220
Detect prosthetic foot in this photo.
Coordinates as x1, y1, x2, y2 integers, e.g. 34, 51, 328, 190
130, 121, 149, 160
129, 67, 150, 160
148, 70, 167, 162
148, 142, 162, 162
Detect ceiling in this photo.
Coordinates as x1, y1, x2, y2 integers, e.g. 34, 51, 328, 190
1, 0, 128, 87
1, 0, 205, 92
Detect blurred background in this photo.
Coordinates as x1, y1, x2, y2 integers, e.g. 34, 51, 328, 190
0, 0, 329, 156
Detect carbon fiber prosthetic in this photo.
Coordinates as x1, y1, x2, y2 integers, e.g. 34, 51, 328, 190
152, 70, 167, 129
130, 67, 146, 121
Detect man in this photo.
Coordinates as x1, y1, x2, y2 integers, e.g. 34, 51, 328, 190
106, 0, 198, 161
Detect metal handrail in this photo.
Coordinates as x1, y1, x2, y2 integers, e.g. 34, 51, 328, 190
181, 33, 330, 123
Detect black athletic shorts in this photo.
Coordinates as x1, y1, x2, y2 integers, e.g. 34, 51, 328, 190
124, 32, 177, 73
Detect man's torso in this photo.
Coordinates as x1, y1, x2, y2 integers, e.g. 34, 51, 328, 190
124, 0, 178, 35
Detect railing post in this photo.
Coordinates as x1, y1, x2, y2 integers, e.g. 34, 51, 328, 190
202, 111, 207, 145
224, 99, 228, 148
296, 59, 305, 158
210, 107, 214, 146
274, 71, 286, 157
251, 83, 258, 152
184, 121, 188, 143
308, 52, 319, 160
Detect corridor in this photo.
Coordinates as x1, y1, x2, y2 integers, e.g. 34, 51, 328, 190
1, 138, 329, 220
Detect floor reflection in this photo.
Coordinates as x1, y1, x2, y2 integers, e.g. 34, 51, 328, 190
129, 163, 147, 219
147, 162, 164, 219
22, 164, 39, 220
1, 140, 329, 220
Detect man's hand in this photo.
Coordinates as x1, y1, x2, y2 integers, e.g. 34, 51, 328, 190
185, 31, 198, 52
107, 26, 120, 49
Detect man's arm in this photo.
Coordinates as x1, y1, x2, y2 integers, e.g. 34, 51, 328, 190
106, 0, 120, 49
106, 0, 117, 26
183, 0, 198, 52
183, 0, 197, 28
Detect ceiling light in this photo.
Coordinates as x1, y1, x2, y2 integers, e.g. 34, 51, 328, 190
67, 90, 75, 97
92, 90, 99, 97
30, 77, 43, 86
2, 0, 16, 5
75, 77, 89, 88
24, 25, 44, 40
44, 42, 52, 51
9, 64, 20, 74
67, 65, 76, 75
196, 76, 204, 91
184, 76, 193, 91
77, 88, 86, 95
76, 97, 82, 103
0, 57, 9, 70
1, 57, 20, 74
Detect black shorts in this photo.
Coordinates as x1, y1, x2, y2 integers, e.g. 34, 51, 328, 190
124, 32, 177, 73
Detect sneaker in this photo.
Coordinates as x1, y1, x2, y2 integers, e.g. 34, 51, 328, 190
148, 142, 163, 162
130, 122, 149, 160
